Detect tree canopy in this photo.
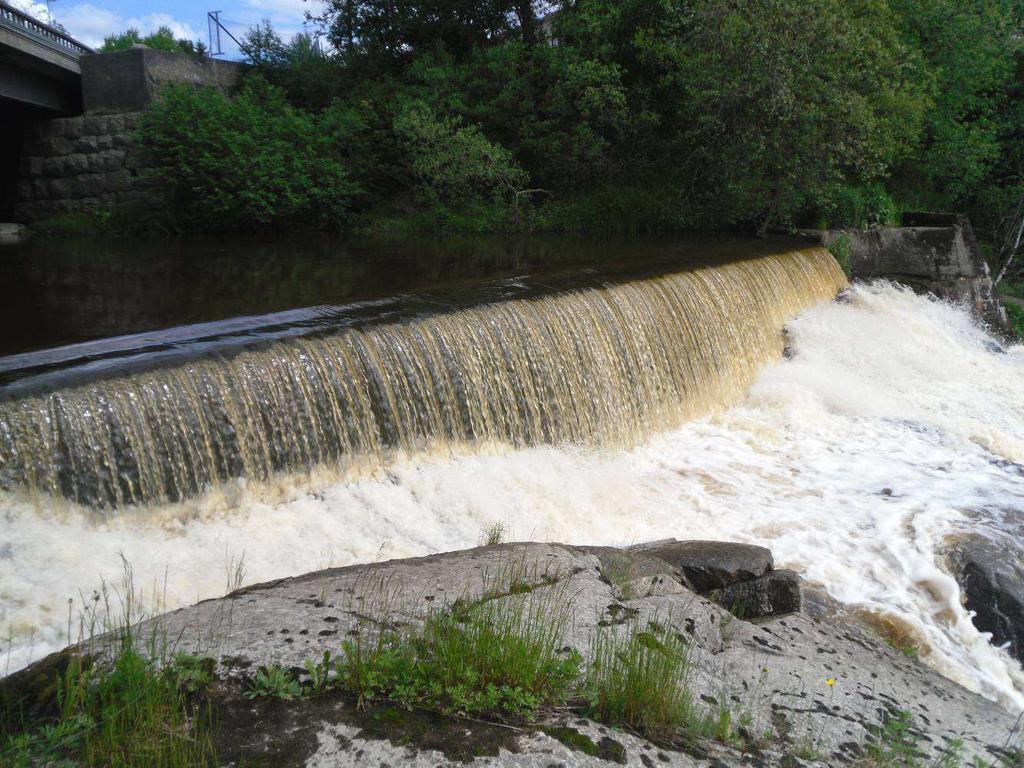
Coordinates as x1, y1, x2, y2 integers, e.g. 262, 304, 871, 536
99, 26, 206, 55
141, 0, 1024, 238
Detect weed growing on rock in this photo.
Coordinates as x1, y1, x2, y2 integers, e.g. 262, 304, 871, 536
337, 590, 580, 722
304, 650, 336, 695
480, 522, 507, 546
245, 665, 302, 700
168, 652, 215, 694
860, 710, 921, 766
1, 632, 215, 767
850, 709, 978, 767
1, 562, 217, 768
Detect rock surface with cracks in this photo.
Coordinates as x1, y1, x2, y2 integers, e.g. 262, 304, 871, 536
6, 540, 1021, 767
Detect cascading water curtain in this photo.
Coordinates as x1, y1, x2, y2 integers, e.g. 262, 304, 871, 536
0, 248, 847, 507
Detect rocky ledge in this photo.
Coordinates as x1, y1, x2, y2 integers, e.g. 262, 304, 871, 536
3, 540, 1021, 767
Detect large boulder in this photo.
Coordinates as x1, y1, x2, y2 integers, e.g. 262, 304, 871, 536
948, 533, 1024, 663
709, 569, 802, 619
630, 539, 773, 593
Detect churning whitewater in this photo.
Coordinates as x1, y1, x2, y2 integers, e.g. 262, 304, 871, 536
3, 281, 1024, 711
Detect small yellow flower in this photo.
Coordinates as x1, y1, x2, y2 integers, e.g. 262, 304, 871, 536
826, 678, 836, 687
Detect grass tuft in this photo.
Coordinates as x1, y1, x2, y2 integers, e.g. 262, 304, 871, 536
338, 590, 580, 722
2, 636, 216, 767
583, 619, 716, 744
480, 522, 508, 547
1, 561, 217, 767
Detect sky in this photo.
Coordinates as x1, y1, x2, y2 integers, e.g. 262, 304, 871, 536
10, 0, 326, 57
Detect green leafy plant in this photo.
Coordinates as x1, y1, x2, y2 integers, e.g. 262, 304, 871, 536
245, 665, 302, 700
168, 653, 215, 695
304, 651, 335, 695
857, 710, 922, 766
828, 233, 853, 279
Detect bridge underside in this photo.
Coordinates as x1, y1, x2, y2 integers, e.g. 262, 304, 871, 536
0, 15, 84, 219
0, 33, 82, 114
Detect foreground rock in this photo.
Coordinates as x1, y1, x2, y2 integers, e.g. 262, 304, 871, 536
5, 540, 1021, 767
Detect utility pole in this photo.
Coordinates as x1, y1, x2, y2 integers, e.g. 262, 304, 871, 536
207, 11, 244, 58
208, 11, 223, 56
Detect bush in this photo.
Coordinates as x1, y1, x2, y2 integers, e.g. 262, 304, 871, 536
393, 100, 528, 210
139, 79, 360, 231
816, 183, 900, 229
99, 26, 202, 55
828, 233, 853, 278
1004, 301, 1024, 340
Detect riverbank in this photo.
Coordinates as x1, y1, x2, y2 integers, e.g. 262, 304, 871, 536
3, 539, 1021, 767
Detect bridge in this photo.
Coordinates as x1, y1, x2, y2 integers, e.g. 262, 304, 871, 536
0, 0, 91, 114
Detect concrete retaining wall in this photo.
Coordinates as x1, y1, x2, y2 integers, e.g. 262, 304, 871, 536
81, 48, 243, 113
813, 213, 1008, 332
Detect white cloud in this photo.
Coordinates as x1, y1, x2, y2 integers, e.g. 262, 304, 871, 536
244, 0, 327, 33
125, 13, 199, 43
246, 0, 325, 22
51, 3, 121, 46
8, 0, 53, 24
49, 3, 199, 49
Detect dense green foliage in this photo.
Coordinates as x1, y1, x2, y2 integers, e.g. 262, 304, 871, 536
138, 1, 1023, 237
999, 281, 1024, 337
139, 80, 359, 230
99, 26, 206, 55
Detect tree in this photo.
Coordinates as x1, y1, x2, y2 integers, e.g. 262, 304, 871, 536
99, 26, 204, 55
549, 0, 928, 230
240, 19, 288, 68
394, 99, 528, 207
321, 0, 548, 68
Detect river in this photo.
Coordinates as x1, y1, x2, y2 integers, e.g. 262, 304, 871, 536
1, 234, 1022, 712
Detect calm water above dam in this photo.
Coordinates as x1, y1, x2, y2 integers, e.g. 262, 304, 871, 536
1, 234, 1024, 713
0, 233, 793, 356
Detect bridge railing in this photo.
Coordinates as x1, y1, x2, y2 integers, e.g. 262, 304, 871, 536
0, 0, 92, 56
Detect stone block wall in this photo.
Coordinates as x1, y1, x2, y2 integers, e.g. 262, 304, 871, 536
11, 49, 245, 225
14, 111, 165, 222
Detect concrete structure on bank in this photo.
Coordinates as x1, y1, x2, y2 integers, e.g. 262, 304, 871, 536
809, 213, 1009, 333
1, 41, 244, 222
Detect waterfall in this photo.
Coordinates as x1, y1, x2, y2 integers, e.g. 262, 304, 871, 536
0, 247, 846, 508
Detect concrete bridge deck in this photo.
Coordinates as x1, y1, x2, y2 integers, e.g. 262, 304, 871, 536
0, 0, 91, 114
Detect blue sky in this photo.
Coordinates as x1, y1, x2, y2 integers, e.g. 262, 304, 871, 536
11, 0, 325, 57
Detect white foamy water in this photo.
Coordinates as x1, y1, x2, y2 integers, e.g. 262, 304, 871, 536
2, 281, 1024, 709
